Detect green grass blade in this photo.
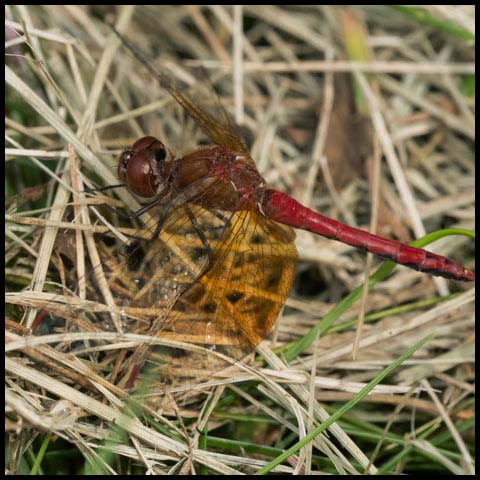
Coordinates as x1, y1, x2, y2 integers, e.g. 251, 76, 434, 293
256, 334, 433, 474
280, 228, 474, 362
391, 6, 474, 42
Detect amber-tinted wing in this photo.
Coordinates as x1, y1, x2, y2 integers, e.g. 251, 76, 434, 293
112, 25, 251, 156
126, 207, 298, 389
156, 72, 250, 156
94, 201, 232, 342
51, 179, 247, 387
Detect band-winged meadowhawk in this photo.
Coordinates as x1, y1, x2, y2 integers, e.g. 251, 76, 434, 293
91, 27, 475, 389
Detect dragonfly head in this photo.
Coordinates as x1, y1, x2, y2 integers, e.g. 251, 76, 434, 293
118, 136, 172, 198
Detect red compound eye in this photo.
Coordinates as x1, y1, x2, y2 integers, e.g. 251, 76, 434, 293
118, 136, 167, 198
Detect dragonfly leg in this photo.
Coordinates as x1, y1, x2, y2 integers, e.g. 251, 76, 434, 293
149, 204, 171, 241
81, 189, 133, 221
83, 184, 126, 194
211, 210, 232, 228
129, 195, 165, 219
184, 205, 214, 257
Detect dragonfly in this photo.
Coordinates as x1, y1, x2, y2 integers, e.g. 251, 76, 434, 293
100, 27, 474, 389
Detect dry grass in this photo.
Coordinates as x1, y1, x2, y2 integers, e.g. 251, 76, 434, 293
5, 5, 475, 475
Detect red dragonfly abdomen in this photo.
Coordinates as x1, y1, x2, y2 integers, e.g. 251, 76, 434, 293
261, 189, 474, 282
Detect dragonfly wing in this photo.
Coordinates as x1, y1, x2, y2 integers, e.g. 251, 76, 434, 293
107, 206, 225, 310
159, 74, 250, 156
53, 189, 296, 391
74, 201, 232, 381
140, 208, 298, 387
112, 26, 250, 155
